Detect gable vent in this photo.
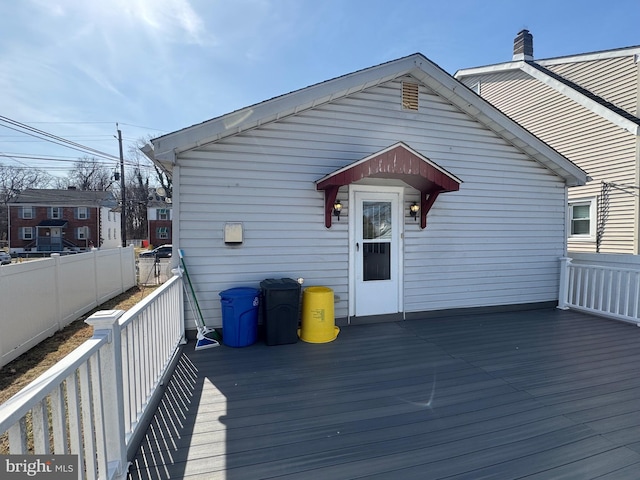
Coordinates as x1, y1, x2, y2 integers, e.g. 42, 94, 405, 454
402, 82, 419, 111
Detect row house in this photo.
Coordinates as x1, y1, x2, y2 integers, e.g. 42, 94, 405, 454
9, 188, 121, 253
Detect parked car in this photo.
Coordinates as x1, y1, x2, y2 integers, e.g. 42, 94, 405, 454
0, 251, 11, 265
139, 244, 173, 259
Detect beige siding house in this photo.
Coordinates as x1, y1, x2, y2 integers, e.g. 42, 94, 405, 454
144, 53, 587, 333
456, 31, 640, 254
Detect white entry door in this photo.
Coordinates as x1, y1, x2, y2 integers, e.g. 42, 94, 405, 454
352, 188, 403, 316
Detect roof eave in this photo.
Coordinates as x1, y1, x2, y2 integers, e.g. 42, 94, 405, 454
456, 61, 640, 137
414, 64, 589, 187
153, 52, 588, 186
519, 62, 640, 136
152, 55, 423, 160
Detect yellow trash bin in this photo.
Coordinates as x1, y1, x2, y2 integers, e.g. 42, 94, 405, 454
298, 286, 340, 343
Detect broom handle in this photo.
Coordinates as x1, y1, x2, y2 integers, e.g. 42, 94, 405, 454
179, 249, 206, 328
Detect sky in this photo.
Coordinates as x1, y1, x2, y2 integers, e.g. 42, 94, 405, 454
1, 0, 639, 178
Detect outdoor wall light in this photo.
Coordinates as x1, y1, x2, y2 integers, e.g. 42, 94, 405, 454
409, 202, 420, 220
333, 200, 343, 221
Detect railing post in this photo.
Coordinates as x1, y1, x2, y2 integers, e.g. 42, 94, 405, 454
85, 309, 128, 479
558, 256, 572, 310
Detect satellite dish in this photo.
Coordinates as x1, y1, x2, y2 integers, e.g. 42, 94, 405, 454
165, 197, 172, 204
156, 187, 166, 197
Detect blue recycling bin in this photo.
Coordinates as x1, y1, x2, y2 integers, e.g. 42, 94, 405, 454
219, 287, 260, 347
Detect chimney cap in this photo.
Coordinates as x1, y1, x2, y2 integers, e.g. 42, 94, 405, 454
513, 29, 533, 61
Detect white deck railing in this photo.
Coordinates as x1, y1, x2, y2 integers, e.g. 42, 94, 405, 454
0, 274, 184, 480
559, 255, 640, 325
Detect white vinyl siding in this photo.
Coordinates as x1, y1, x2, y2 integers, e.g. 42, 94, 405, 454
176, 77, 568, 328
459, 69, 637, 254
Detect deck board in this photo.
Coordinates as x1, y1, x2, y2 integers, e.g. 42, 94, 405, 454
128, 308, 640, 479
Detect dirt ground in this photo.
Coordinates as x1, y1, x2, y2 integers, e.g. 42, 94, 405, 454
0, 284, 159, 405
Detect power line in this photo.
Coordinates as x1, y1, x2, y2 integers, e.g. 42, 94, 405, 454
0, 116, 120, 161
0, 153, 156, 171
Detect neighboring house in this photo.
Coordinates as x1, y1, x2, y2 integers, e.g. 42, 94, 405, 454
147, 201, 172, 247
8, 188, 121, 253
456, 30, 640, 254
144, 53, 587, 333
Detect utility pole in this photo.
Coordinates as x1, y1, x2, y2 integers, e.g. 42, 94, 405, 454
117, 125, 126, 247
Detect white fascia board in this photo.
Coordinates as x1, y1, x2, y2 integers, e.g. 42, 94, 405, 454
152, 56, 421, 161
536, 46, 640, 66
454, 61, 521, 79
519, 62, 639, 136
415, 63, 588, 187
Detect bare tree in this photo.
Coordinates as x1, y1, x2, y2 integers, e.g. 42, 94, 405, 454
0, 164, 52, 242
67, 156, 113, 191
121, 137, 173, 241
128, 136, 172, 198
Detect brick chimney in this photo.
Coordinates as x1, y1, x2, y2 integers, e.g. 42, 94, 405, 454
513, 29, 533, 61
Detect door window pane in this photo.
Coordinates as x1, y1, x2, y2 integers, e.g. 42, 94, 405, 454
363, 202, 392, 240
363, 243, 390, 281
362, 201, 392, 281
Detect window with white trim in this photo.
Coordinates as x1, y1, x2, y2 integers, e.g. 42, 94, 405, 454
21, 207, 34, 219
22, 227, 33, 240
76, 207, 88, 220
569, 198, 596, 240
50, 207, 62, 219
157, 226, 169, 240
157, 208, 169, 221
77, 226, 89, 240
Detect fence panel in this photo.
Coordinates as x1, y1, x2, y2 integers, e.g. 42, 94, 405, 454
0, 274, 184, 480
0, 247, 136, 368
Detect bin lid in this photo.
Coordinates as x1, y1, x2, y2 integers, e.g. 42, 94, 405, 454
219, 287, 260, 298
260, 278, 300, 290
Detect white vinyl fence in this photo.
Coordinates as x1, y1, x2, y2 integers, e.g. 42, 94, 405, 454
137, 258, 172, 286
0, 274, 184, 480
559, 253, 640, 324
0, 247, 137, 368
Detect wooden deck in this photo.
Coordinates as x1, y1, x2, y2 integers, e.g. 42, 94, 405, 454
128, 308, 640, 479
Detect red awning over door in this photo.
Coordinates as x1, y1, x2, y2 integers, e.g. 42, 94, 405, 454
316, 142, 462, 228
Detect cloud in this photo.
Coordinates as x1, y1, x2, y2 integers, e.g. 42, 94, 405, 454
127, 0, 210, 45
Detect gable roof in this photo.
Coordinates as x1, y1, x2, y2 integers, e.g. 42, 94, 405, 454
146, 53, 587, 187
10, 189, 117, 207
455, 46, 640, 136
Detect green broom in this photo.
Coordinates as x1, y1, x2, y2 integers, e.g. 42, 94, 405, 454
178, 249, 222, 348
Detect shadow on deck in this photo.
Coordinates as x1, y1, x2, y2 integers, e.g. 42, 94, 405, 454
128, 308, 640, 479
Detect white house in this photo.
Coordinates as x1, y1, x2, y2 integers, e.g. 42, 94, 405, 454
144, 53, 588, 333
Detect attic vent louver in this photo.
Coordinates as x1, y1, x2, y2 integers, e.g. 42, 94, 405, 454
402, 82, 419, 111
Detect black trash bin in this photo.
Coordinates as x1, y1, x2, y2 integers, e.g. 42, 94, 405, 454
260, 278, 301, 345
